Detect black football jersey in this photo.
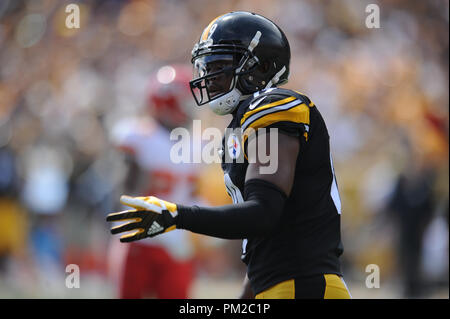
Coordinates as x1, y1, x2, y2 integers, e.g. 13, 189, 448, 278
220, 87, 344, 294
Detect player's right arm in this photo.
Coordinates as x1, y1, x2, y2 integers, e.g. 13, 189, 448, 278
106, 130, 298, 242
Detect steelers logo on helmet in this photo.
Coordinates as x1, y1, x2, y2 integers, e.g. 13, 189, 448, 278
190, 11, 291, 115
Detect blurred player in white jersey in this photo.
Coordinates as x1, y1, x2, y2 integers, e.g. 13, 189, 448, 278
108, 65, 203, 298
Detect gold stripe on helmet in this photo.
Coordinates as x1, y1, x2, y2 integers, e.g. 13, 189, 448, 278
201, 14, 225, 41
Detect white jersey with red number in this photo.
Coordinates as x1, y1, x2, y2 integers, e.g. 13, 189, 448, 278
111, 117, 203, 261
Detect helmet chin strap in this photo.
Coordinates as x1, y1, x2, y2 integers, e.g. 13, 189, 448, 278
264, 65, 286, 90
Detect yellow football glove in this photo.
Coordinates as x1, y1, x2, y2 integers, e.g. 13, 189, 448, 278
106, 195, 178, 243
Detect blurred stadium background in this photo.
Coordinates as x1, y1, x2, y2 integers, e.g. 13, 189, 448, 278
0, 0, 448, 299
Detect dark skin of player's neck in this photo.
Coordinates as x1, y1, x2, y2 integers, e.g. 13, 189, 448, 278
240, 129, 300, 298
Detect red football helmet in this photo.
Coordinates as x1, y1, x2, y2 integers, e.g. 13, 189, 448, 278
147, 64, 194, 129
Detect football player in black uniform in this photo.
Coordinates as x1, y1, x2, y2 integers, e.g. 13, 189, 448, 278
107, 11, 351, 299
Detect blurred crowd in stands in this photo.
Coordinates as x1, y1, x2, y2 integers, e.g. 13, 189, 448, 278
0, 0, 448, 298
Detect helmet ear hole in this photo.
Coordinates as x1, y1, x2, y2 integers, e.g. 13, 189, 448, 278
237, 75, 258, 94
259, 61, 271, 73
237, 60, 271, 93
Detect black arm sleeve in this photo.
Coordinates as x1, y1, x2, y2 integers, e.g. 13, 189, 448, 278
176, 179, 287, 239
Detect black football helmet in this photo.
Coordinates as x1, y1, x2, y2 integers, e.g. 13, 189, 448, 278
190, 11, 291, 115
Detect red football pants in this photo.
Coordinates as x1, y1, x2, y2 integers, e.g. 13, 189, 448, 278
120, 242, 194, 299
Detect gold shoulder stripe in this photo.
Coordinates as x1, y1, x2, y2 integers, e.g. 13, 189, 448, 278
243, 103, 310, 144
241, 96, 296, 126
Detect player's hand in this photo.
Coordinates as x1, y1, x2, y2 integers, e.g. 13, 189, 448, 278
106, 195, 178, 243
